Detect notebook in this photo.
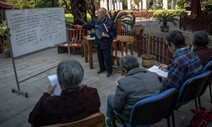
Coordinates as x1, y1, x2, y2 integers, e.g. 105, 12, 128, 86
95, 23, 108, 39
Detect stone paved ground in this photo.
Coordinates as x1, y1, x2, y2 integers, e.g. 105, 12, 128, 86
0, 20, 211, 127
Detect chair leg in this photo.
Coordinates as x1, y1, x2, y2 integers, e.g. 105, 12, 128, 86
167, 116, 171, 127
117, 60, 120, 66
195, 98, 198, 110
172, 112, 175, 127
209, 83, 212, 103
72, 47, 75, 54
81, 45, 84, 57
198, 97, 201, 107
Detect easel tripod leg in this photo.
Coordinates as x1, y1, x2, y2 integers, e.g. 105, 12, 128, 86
12, 88, 28, 98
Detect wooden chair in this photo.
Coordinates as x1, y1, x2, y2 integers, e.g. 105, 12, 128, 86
58, 28, 85, 56
112, 35, 134, 74
41, 112, 105, 127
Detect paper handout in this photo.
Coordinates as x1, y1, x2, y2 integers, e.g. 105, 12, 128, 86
147, 65, 168, 78
48, 74, 62, 96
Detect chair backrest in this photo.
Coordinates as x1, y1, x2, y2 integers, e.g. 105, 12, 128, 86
41, 112, 105, 127
128, 88, 178, 126
112, 35, 134, 75
68, 28, 85, 44
116, 35, 134, 44
201, 60, 212, 73
178, 71, 212, 104
199, 60, 212, 96
112, 35, 134, 57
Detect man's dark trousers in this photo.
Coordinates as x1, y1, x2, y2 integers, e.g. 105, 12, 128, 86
97, 45, 112, 74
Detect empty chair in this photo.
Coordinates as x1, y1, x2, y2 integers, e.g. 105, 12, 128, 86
68, 28, 85, 56
113, 88, 178, 127
112, 35, 134, 74
40, 112, 105, 127
177, 71, 212, 110
57, 28, 85, 56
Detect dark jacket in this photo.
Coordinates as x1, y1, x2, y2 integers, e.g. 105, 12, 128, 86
28, 85, 100, 126
112, 68, 161, 122
82, 17, 117, 49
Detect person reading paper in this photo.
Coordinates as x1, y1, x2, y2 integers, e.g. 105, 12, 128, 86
28, 59, 100, 126
159, 30, 202, 91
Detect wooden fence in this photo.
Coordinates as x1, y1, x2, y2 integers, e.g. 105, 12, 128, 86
118, 28, 172, 64
180, 11, 212, 35
135, 33, 172, 65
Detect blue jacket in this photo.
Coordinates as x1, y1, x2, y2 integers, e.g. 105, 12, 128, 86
82, 17, 117, 49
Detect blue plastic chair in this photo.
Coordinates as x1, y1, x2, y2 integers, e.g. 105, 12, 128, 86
200, 60, 212, 103
114, 88, 178, 127
177, 71, 212, 110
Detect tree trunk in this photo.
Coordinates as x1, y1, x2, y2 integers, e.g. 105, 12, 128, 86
72, 0, 87, 25
63, 0, 97, 24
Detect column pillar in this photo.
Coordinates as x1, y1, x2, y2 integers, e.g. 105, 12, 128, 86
163, 0, 168, 9
109, 0, 113, 10
142, 0, 147, 10
139, 1, 142, 10
171, 0, 176, 9
105, 0, 108, 9
151, 0, 156, 9
100, 0, 107, 8
119, 0, 123, 10
117, 0, 120, 10
127, 0, 131, 10
100, 0, 103, 7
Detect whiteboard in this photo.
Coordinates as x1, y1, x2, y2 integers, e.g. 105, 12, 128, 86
5, 8, 67, 57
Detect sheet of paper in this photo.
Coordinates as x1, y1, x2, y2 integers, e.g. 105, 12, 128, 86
48, 74, 61, 96
147, 65, 168, 78
86, 35, 95, 40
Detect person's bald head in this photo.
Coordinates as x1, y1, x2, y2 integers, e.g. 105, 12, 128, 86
98, 7, 107, 21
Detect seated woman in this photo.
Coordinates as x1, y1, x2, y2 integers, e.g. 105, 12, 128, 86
28, 59, 100, 126
191, 31, 212, 66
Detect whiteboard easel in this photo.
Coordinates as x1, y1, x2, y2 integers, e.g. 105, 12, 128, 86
5, 8, 68, 97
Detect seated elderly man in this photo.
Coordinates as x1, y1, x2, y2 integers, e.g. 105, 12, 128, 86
159, 30, 202, 90
106, 55, 161, 126
28, 59, 100, 126
191, 31, 212, 66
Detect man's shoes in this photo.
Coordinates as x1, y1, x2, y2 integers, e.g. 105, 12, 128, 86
107, 72, 112, 77
97, 70, 106, 74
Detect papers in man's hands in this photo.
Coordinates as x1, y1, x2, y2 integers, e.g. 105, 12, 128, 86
147, 65, 168, 78
95, 23, 108, 39
87, 35, 95, 40
48, 74, 61, 96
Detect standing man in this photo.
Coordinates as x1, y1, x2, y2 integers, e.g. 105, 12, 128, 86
80, 7, 117, 77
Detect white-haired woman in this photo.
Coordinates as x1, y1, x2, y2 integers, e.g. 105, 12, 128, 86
29, 59, 100, 126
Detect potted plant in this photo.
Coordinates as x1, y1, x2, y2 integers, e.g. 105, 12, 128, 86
154, 10, 178, 32
141, 32, 156, 68
108, 10, 135, 30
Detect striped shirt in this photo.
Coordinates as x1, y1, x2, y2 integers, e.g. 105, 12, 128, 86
162, 47, 202, 89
